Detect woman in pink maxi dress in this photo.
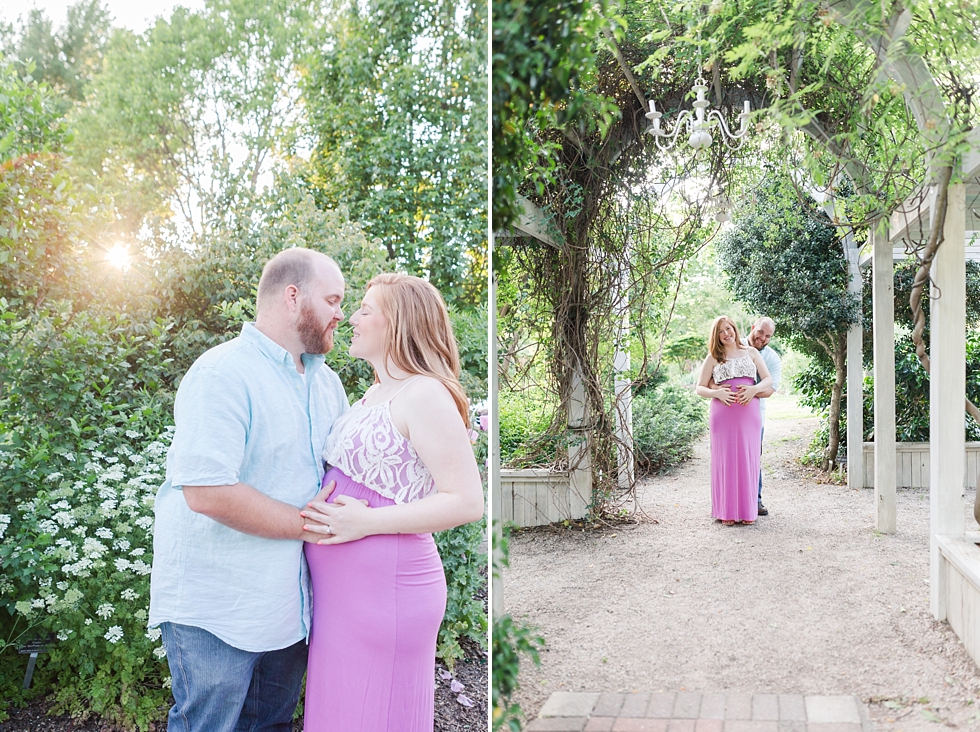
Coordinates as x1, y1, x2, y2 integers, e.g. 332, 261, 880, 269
696, 316, 772, 525
299, 274, 485, 732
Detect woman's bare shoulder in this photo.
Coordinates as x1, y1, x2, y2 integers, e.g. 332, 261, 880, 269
401, 375, 458, 409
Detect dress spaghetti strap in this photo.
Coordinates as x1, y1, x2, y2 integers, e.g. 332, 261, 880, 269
385, 375, 421, 403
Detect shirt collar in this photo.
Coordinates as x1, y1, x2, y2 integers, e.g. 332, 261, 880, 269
240, 323, 325, 377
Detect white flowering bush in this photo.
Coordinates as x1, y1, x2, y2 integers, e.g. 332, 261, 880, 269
0, 429, 173, 726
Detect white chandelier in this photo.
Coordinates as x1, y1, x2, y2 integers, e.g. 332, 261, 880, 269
646, 77, 752, 151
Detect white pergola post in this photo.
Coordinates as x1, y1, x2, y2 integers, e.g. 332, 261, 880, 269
490, 241, 503, 619
844, 233, 863, 491
568, 369, 593, 517
930, 181, 967, 620
873, 226, 897, 533
614, 266, 634, 490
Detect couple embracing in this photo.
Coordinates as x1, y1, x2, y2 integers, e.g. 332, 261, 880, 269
148, 249, 485, 732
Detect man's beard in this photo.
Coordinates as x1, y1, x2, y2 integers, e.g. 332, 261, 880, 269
298, 303, 334, 355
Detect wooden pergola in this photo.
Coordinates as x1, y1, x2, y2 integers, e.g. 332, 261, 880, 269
859, 133, 980, 640
492, 2, 980, 668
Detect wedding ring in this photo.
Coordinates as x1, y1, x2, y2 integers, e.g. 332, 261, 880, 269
325, 525, 333, 534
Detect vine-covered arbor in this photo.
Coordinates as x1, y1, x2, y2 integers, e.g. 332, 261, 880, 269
492, 0, 980, 664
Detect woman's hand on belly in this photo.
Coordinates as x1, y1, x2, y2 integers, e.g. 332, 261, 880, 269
300, 482, 372, 544
714, 384, 735, 406
734, 383, 760, 405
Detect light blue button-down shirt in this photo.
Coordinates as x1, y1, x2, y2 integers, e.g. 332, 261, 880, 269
743, 337, 782, 424
149, 323, 348, 652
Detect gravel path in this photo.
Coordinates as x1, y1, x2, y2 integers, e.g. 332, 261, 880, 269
504, 397, 980, 731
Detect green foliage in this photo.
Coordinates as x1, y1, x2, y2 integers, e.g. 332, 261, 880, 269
632, 385, 708, 475
862, 259, 980, 349
663, 248, 756, 349
491, 0, 620, 229
0, 60, 95, 310
498, 386, 560, 467
798, 333, 980, 452
0, 58, 71, 157
796, 259, 980, 458
70, 0, 322, 231
717, 175, 859, 351
449, 305, 489, 400
434, 517, 487, 667
304, 0, 487, 305
0, 303, 174, 462
491, 523, 544, 731
0, 304, 174, 727
662, 335, 707, 368
1, 0, 112, 105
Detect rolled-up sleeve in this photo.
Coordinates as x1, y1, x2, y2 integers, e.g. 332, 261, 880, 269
168, 366, 249, 489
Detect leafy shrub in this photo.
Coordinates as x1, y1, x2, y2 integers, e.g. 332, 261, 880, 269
449, 306, 489, 399
0, 302, 175, 506
632, 385, 708, 474
796, 332, 980, 463
0, 430, 172, 728
498, 387, 560, 467
434, 518, 487, 667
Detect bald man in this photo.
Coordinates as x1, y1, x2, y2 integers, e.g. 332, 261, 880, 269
738, 317, 781, 516
149, 248, 349, 732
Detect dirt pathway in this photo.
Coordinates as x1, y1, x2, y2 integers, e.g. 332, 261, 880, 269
504, 397, 980, 731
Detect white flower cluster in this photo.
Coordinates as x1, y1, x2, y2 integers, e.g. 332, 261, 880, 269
8, 427, 173, 657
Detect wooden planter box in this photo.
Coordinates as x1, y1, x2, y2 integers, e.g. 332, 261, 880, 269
937, 533, 980, 668
862, 442, 980, 488
498, 469, 589, 528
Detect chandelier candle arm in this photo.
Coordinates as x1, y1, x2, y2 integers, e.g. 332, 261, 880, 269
646, 78, 753, 151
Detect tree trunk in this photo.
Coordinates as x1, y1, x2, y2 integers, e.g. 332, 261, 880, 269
823, 334, 847, 471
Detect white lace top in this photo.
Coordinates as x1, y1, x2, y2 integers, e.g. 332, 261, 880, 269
323, 388, 436, 505
712, 353, 757, 383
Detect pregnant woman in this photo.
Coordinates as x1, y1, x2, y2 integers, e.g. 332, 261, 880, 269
300, 273, 484, 731
696, 316, 772, 525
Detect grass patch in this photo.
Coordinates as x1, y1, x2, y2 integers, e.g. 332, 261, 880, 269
766, 393, 817, 421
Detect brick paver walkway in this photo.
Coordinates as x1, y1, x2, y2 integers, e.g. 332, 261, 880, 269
525, 692, 873, 732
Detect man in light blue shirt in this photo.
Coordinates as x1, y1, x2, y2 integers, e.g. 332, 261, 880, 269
738, 317, 781, 516
149, 248, 348, 732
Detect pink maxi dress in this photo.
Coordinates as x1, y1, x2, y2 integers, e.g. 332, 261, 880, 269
709, 355, 762, 522
304, 382, 446, 732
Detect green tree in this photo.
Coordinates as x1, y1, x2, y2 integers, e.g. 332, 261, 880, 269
490, 0, 618, 230
1, 1, 113, 106
304, 0, 487, 306
0, 58, 109, 310
70, 0, 320, 234
717, 174, 859, 468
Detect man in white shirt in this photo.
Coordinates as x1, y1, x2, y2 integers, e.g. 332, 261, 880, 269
739, 317, 781, 516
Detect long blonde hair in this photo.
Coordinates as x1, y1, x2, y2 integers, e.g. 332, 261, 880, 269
365, 273, 470, 427
709, 316, 741, 364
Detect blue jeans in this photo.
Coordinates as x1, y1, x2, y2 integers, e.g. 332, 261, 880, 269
161, 622, 308, 732
758, 427, 765, 501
